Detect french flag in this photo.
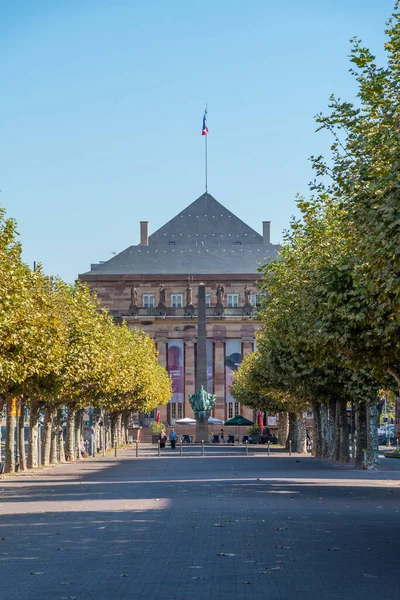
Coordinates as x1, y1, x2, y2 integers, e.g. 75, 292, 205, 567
202, 110, 209, 136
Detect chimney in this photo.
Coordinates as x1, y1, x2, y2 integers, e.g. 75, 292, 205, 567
140, 221, 149, 246
262, 221, 271, 245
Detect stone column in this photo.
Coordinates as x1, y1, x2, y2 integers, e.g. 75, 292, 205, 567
213, 339, 226, 422
156, 339, 168, 424
184, 339, 196, 418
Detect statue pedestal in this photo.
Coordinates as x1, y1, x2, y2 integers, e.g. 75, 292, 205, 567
195, 420, 209, 443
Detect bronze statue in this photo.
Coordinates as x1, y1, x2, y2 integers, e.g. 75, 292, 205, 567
130, 285, 138, 306
186, 285, 193, 306
244, 284, 252, 305
216, 284, 225, 305
159, 284, 166, 306
188, 385, 217, 421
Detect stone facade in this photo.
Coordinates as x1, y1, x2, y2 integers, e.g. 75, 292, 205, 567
79, 193, 279, 426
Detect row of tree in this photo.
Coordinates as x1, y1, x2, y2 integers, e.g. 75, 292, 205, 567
0, 207, 172, 474
232, 4, 400, 467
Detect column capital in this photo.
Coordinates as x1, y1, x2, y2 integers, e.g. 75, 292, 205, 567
184, 338, 196, 347
213, 338, 225, 346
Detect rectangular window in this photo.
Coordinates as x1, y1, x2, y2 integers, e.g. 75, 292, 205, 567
171, 403, 177, 419
177, 403, 183, 418
227, 293, 239, 308
234, 402, 239, 416
171, 294, 183, 308
228, 403, 233, 419
143, 294, 155, 308
206, 294, 211, 307
250, 294, 259, 306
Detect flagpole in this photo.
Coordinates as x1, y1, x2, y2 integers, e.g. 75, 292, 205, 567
205, 132, 208, 192
204, 104, 208, 192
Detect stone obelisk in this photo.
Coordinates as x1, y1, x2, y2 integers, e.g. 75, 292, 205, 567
195, 283, 208, 442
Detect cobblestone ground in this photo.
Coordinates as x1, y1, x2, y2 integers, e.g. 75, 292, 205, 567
1, 446, 400, 600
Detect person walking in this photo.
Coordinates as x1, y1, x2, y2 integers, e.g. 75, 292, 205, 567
159, 429, 167, 449
169, 429, 177, 450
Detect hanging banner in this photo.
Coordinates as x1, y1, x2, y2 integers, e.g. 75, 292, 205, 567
206, 340, 213, 394
168, 339, 184, 403
225, 339, 242, 403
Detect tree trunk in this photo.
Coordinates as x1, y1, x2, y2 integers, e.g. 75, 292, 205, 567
294, 411, 307, 454
75, 409, 82, 459
355, 401, 367, 468
117, 413, 123, 446
111, 413, 118, 448
27, 398, 41, 469
287, 412, 295, 450
41, 407, 53, 466
333, 398, 340, 461
5, 397, 17, 473
66, 407, 75, 461
338, 397, 350, 463
278, 412, 289, 446
50, 409, 58, 464
18, 402, 26, 471
106, 415, 112, 449
0, 404, 2, 465
320, 404, 330, 458
57, 408, 66, 463
124, 412, 130, 444
327, 399, 335, 458
366, 400, 379, 470
312, 402, 322, 457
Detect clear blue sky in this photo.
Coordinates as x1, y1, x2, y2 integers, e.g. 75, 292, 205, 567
0, 0, 395, 282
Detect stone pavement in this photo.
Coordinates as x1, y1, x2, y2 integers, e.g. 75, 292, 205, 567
1, 447, 400, 600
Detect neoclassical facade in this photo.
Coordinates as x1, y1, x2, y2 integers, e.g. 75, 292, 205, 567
79, 193, 279, 425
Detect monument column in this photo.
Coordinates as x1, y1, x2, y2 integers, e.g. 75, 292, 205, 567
213, 339, 226, 422
184, 339, 196, 418
241, 339, 254, 421
156, 338, 168, 424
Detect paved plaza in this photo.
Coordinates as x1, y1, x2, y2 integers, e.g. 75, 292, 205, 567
1, 446, 400, 600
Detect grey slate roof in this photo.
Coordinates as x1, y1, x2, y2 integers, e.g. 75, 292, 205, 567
82, 193, 278, 276
149, 193, 263, 246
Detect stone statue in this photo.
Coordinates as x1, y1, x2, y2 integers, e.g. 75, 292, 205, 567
186, 285, 193, 306
216, 284, 225, 305
130, 285, 138, 306
188, 385, 217, 421
159, 284, 166, 306
244, 284, 251, 305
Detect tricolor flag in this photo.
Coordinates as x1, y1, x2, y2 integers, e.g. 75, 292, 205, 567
202, 108, 209, 136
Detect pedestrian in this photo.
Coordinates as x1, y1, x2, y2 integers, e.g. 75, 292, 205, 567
159, 429, 167, 449
169, 429, 177, 450
220, 429, 224, 443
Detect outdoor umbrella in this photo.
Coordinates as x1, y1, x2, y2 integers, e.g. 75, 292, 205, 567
224, 415, 254, 444
224, 415, 254, 426
257, 412, 263, 430
175, 417, 196, 425
208, 416, 224, 425
156, 411, 161, 423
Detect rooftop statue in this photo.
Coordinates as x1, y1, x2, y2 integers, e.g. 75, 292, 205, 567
188, 385, 217, 421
